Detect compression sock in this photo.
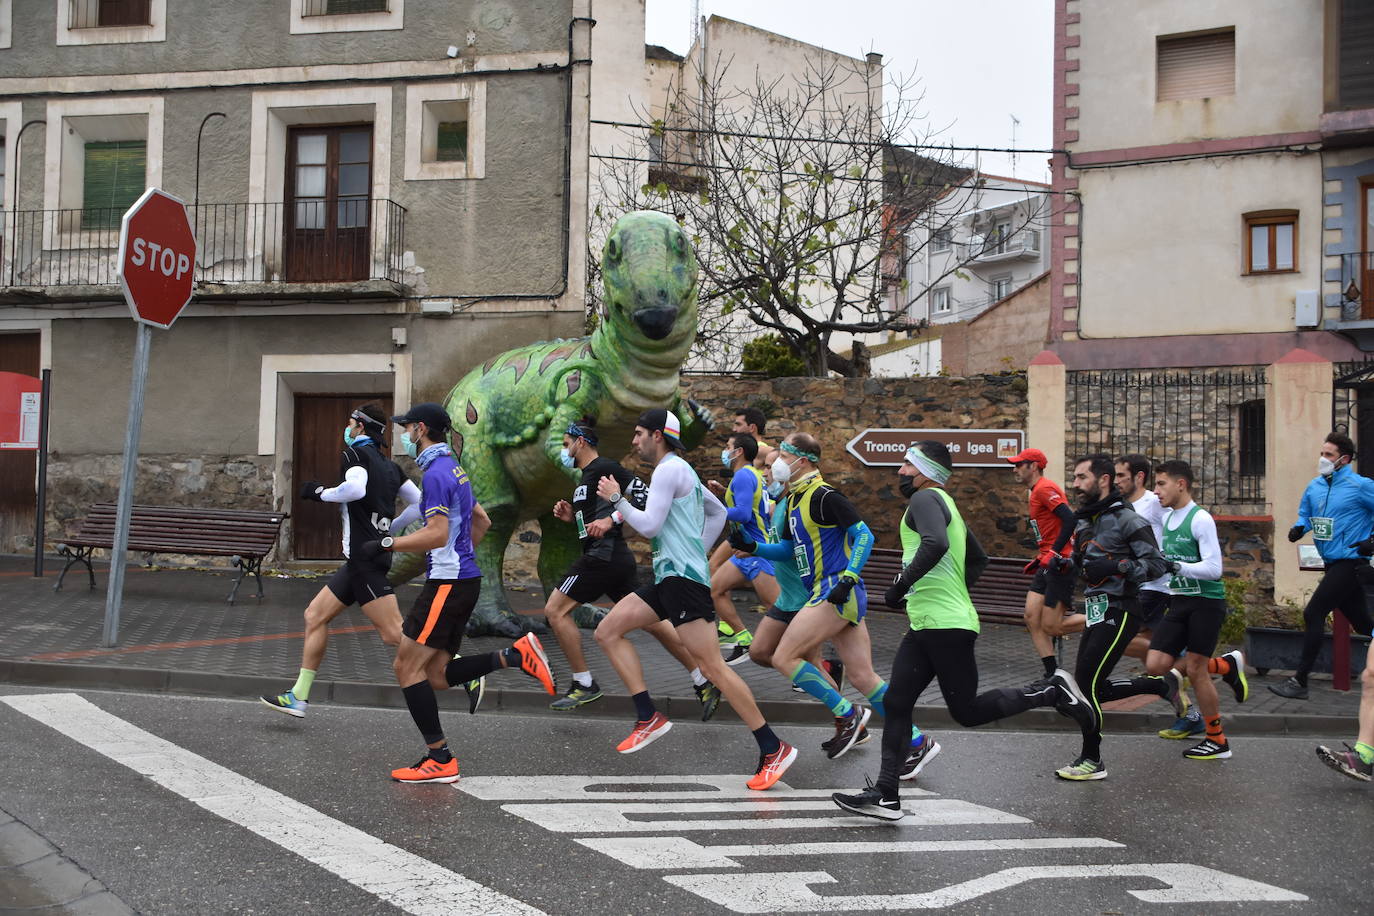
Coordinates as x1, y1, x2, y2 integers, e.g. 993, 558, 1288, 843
428, 743, 453, 764
1042, 656, 1057, 677
1206, 716, 1226, 745
911, 724, 924, 748
1207, 656, 1234, 676
632, 691, 657, 721
444, 652, 500, 687
290, 668, 316, 702
573, 670, 594, 688
689, 667, 708, 687
401, 681, 445, 745
1356, 742, 1374, 765
790, 661, 853, 717
752, 723, 782, 756
865, 681, 888, 717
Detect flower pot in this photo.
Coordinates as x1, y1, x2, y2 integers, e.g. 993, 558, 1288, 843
1243, 626, 1370, 677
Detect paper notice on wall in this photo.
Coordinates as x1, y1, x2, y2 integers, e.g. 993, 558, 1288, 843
0, 372, 42, 450
20, 392, 40, 446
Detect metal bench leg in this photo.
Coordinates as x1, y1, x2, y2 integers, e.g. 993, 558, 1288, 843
227, 556, 264, 605
54, 546, 95, 593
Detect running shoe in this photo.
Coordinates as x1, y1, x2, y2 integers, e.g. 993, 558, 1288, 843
899, 735, 942, 781
511, 633, 555, 695
695, 682, 722, 721
550, 680, 602, 710
826, 706, 871, 760
832, 782, 904, 821
451, 653, 486, 714
1050, 668, 1098, 735
1268, 676, 1308, 700
1055, 757, 1107, 781
1316, 743, 1373, 782
616, 712, 672, 754
260, 690, 307, 718
821, 657, 846, 692
1162, 668, 1188, 718
821, 725, 870, 753
1220, 650, 1249, 703
746, 741, 797, 791
1158, 709, 1205, 740
1184, 738, 1232, 760
391, 754, 460, 784
722, 643, 751, 666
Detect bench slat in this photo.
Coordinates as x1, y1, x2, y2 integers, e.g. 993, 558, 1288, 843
65, 503, 285, 561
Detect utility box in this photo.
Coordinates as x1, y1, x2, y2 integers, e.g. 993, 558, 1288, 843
1295, 290, 1320, 328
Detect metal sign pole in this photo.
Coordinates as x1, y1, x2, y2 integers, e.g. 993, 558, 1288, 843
33, 367, 51, 578
101, 323, 152, 647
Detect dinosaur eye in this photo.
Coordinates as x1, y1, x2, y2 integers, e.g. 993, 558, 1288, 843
605, 236, 621, 265
666, 228, 685, 254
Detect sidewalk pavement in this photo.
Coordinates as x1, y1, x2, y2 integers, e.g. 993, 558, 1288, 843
0, 555, 1360, 735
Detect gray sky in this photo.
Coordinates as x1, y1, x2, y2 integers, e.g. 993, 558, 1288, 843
643, 0, 1053, 181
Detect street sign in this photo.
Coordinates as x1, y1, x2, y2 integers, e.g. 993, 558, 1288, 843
117, 187, 197, 329
846, 428, 1025, 468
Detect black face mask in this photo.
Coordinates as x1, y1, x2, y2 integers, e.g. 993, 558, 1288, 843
899, 477, 917, 498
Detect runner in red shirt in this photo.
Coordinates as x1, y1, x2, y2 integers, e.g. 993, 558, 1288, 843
1008, 448, 1082, 679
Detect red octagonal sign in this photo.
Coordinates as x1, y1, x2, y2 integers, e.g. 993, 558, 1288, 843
117, 188, 197, 329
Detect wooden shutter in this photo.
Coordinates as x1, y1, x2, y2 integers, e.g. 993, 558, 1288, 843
1157, 31, 1235, 101
82, 141, 146, 230
1340, 0, 1374, 110
326, 0, 388, 13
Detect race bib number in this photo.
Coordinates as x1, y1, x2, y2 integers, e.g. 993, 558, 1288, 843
1029, 518, 1042, 542
1311, 517, 1334, 541
1085, 594, 1108, 628
1169, 573, 1201, 596
792, 543, 811, 578
575, 510, 587, 539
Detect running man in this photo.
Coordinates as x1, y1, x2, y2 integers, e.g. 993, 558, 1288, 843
707, 432, 778, 664
1056, 453, 1184, 781
830, 442, 1097, 820
595, 409, 796, 790
1008, 447, 1078, 679
1271, 431, 1374, 699
1146, 460, 1248, 760
708, 407, 773, 575
731, 433, 892, 759
368, 403, 555, 783
1317, 535, 1374, 780
261, 403, 418, 718
545, 418, 722, 716
1116, 455, 1173, 664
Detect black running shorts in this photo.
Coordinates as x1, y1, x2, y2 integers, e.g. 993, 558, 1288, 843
326, 557, 394, 607
403, 577, 481, 654
556, 553, 637, 604
1028, 565, 1074, 610
1149, 595, 1227, 658
635, 575, 715, 627
764, 603, 802, 623
1136, 589, 1171, 632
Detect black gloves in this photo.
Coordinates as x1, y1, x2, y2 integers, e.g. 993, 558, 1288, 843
1288, 525, 1305, 543
299, 481, 325, 502
826, 575, 857, 607
355, 536, 394, 563
1166, 560, 1183, 575
728, 529, 756, 553
1082, 555, 1125, 583
1049, 555, 1076, 576
884, 578, 909, 609
1351, 537, 1374, 558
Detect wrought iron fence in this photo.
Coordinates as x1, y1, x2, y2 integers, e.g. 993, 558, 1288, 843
2, 199, 407, 288
1066, 367, 1267, 513
1336, 252, 1374, 320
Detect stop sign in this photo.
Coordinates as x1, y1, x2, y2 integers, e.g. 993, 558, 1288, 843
117, 188, 197, 329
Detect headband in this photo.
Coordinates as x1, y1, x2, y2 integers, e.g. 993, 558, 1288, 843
351, 409, 385, 432
567, 422, 599, 447
905, 445, 951, 485
781, 441, 819, 463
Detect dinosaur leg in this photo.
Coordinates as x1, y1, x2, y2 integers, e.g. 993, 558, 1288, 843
536, 513, 608, 631
468, 502, 530, 638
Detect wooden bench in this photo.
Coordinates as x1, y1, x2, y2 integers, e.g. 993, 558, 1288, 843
861, 548, 1030, 626
55, 504, 287, 604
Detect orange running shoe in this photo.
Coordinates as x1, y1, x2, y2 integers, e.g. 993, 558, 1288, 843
391, 754, 459, 784
615, 711, 673, 754
747, 741, 798, 791
512, 633, 555, 695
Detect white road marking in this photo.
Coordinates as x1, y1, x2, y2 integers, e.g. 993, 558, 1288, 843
664, 865, 1309, 911
500, 798, 1026, 833
456, 774, 895, 800
575, 836, 1125, 870
0, 693, 543, 916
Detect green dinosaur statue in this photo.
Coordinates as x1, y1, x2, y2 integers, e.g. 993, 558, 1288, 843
390, 210, 714, 637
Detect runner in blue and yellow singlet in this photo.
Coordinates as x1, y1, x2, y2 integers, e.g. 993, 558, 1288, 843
706, 432, 779, 664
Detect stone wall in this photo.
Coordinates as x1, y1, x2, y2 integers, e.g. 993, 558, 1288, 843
1217, 519, 1276, 621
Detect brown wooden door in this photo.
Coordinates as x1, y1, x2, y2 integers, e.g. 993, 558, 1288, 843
292, 393, 392, 559
285, 125, 372, 283
0, 334, 40, 553
1363, 180, 1374, 320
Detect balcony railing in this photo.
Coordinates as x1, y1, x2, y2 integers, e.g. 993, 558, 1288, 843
301, 0, 389, 16
69, 0, 151, 28
1338, 251, 1374, 322
2, 199, 408, 291
962, 230, 1041, 262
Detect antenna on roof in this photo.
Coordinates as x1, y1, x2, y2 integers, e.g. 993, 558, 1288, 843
690, 0, 701, 47
1009, 114, 1020, 178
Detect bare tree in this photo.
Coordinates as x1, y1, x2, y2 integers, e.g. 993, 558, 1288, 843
590, 52, 1054, 377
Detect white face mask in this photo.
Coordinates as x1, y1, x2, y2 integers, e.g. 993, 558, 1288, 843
771, 456, 796, 484
1319, 456, 1337, 477
721, 448, 736, 469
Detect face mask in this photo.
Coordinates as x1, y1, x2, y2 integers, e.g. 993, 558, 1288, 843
1319, 456, 1337, 477
401, 430, 419, 459
721, 448, 736, 468
766, 480, 784, 499
559, 447, 576, 468
771, 456, 795, 485
899, 477, 917, 498
343, 425, 357, 447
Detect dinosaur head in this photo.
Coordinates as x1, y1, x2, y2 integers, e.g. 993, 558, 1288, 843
600, 211, 698, 352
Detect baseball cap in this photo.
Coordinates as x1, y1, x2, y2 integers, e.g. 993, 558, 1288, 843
391, 402, 451, 432
1005, 447, 1048, 469
637, 408, 683, 449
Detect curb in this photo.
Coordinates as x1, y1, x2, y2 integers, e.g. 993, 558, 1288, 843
0, 659, 1355, 736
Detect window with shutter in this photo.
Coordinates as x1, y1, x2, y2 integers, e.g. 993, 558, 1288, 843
82, 140, 146, 230
1339, 0, 1374, 110
1243, 211, 1298, 275
1156, 30, 1235, 102
301, 0, 387, 15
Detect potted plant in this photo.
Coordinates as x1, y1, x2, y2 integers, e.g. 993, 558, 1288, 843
1241, 582, 1371, 677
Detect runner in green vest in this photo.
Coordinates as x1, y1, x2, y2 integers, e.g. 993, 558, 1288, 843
832, 442, 1098, 820
1144, 460, 1248, 761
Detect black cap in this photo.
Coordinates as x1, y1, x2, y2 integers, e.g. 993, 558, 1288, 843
391, 402, 451, 432
636, 408, 683, 448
